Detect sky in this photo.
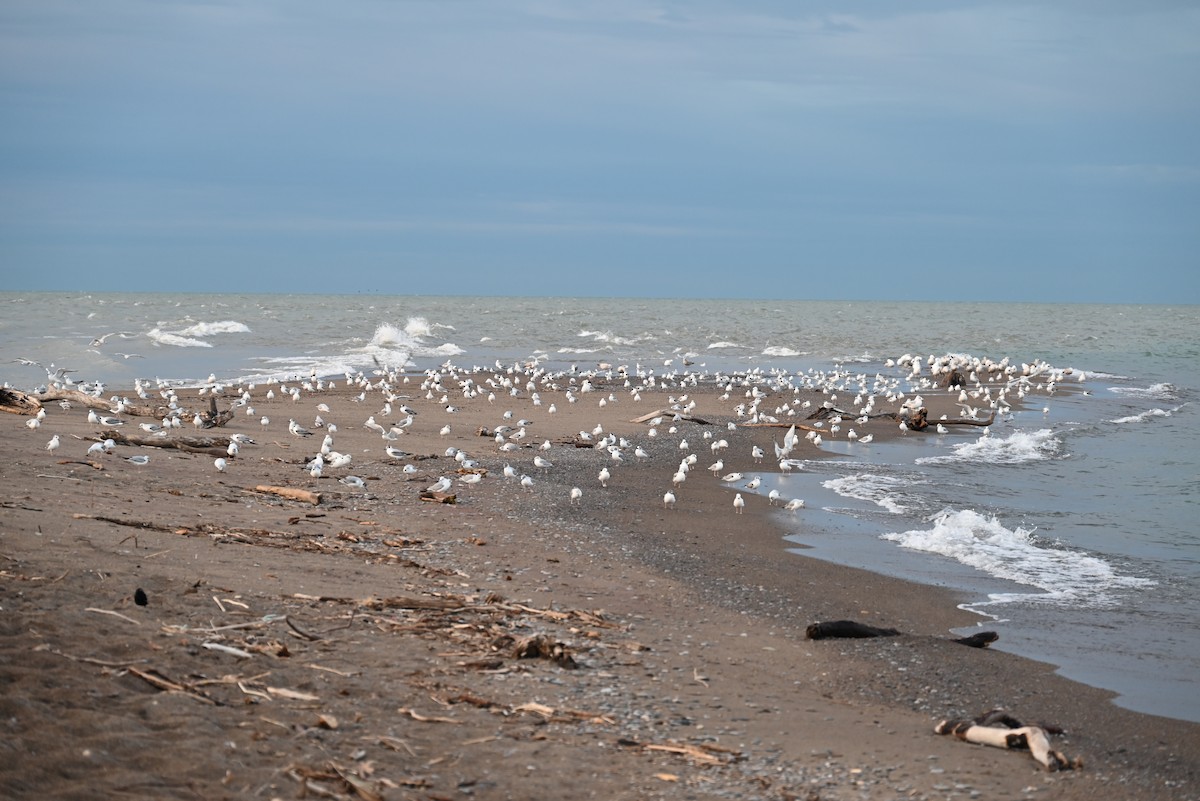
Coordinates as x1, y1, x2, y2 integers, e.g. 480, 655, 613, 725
1, 1, 1198, 303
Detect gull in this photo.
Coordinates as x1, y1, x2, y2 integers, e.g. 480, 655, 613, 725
458, 473, 482, 485
26, 418, 40, 430
327, 452, 352, 469
520, 474, 534, 491
289, 419, 312, 437
87, 442, 106, 457
663, 490, 676, 509
214, 457, 227, 472
89, 331, 136, 347
260, 416, 270, 427
385, 445, 409, 460
503, 464, 518, 480
635, 446, 650, 459
46, 434, 60, 453
440, 424, 452, 436
783, 498, 805, 513
752, 445, 764, 463
126, 455, 150, 466
672, 470, 687, 488
733, 493, 745, 514
427, 476, 452, 493
402, 464, 418, 476
340, 475, 366, 489
88, 409, 99, 424
768, 489, 782, 506
598, 467, 611, 487
708, 459, 724, 475
570, 487, 582, 505
139, 422, 163, 435
858, 434, 873, 444
744, 476, 761, 490
97, 415, 123, 427
936, 423, 949, 434
721, 472, 743, 483
227, 441, 239, 457
534, 455, 553, 471
229, 433, 256, 445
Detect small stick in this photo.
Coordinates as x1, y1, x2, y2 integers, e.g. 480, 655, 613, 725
48, 648, 148, 668
285, 616, 323, 641
85, 607, 140, 625
202, 642, 254, 659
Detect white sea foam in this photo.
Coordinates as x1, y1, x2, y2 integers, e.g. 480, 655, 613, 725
883, 509, 1154, 608
762, 345, 802, 357
916, 429, 1060, 465
1108, 382, 1177, 400
1110, 408, 1174, 424
147, 328, 212, 348
578, 329, 643, 346
823, 473, 911, 514
175, 320, 251, 337
707, 341, 749, 350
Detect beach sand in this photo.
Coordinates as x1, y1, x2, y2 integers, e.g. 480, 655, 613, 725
1, 367, 1196, 800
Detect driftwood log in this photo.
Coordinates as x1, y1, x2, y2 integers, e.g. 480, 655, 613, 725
32, 388, 172, 418
935, 709, 1081, 771
629, 408, 711, 425
805, 619, 998, 649
253, 485, 322, 506
0, 387, 43, 416
97, 430, 230, 456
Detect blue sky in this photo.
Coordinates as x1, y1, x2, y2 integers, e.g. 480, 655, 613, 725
1, 1, 1197, 303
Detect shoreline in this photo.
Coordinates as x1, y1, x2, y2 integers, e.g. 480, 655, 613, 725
2, 367, 1196, 799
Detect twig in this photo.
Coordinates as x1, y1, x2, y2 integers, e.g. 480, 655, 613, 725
47, 648, 149, 668
202, 642, 255, 659
285, 616, 323, 641
85, 607, 141, 625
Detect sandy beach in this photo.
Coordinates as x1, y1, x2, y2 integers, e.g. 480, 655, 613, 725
1, 365, 1196, 801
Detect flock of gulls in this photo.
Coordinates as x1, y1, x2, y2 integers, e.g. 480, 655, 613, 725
16, 349, 1082, 520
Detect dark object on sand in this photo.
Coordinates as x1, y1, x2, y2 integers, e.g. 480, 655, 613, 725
952, 631, 999, 648
935, 708, 1081, 771
805, 620, 901, 640
806, 619, 998, 648
134, 588, 148, 606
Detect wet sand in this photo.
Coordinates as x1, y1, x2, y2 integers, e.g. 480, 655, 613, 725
1, 367, 1196, 800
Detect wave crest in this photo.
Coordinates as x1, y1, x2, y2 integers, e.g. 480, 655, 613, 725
883, 509, 1153, 607
916, 429, 1060, 465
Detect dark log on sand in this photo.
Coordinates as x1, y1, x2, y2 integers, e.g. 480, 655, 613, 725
629, 408, 711, 425
900, 406, 995, 431
419, 490, 457, 504
253, 485, 322, 505
0, 387, 43, 415
98, 430, 230, 456
27, 388, 172, 418
806, 619, 998, 648
805, 620, 901, 640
